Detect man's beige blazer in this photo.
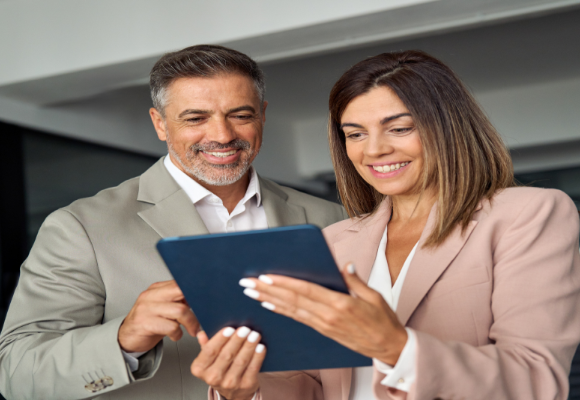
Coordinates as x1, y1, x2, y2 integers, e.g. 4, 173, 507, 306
0, 158, 347, 400
254, 187, 580, 400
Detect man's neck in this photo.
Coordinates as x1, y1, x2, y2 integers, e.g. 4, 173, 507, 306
168, 154, 251, 214
193, 172, 251, 214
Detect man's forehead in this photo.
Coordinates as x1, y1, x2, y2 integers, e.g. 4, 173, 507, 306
166, 74, 259, 104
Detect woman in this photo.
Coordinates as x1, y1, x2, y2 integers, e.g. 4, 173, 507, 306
194, 50, 580, 400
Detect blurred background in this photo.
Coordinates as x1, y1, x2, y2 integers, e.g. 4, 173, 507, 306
1, 0, 580, 397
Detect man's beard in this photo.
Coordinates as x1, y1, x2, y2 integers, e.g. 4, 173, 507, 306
167, 136, 256, 186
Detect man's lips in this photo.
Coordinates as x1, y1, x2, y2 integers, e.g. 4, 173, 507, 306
199, 149, 242, 164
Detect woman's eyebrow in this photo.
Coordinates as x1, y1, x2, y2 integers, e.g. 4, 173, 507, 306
340, 113, 412, 130
380, 113, 412, 125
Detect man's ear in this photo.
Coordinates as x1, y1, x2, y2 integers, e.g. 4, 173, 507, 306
261, 101, 268, 123
150, 108, 168, 141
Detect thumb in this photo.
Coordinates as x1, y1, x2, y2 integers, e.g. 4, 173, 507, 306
341, 263, 380, 303
196, 330, 209, 346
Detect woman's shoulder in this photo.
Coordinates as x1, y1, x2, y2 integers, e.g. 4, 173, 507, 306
489, 186, 575, 210
481, 186, 578, 228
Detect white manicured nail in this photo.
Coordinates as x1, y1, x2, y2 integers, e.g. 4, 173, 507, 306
261, 301, 276, 310
239, 278, 256, 288
244, 288, 260, 299
248, 331, 260, 343
256, 344, 265, 353
223, 327, 235, 337
347, 263, 356, 274
259, 275, 273, 285
237, 326, 251, 338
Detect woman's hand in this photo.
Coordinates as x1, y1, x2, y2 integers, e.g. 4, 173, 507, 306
239, 263, 407, 365
191, 327, 266, 400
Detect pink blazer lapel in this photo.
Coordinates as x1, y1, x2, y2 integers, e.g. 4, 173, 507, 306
396, 204, 479, 326
332, 200, 392, 283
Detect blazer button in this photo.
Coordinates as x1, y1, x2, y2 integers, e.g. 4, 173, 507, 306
84, 376, 114, 392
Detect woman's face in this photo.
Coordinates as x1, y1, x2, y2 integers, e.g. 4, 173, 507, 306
342, 86, 423, 197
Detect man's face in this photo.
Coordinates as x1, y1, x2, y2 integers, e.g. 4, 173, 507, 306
150, 74, 266, 186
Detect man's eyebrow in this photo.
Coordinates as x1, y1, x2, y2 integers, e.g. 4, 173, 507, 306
227, 105, 257, 114
340, 113, 412, 130
178, 109, 211, 118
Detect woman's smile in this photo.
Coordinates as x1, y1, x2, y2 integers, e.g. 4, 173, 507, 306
341, 86, 423, 197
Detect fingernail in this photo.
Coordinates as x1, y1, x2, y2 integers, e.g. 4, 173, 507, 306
248, 331, 260, 343
239, 278, 256, 288
243, 288, 260, 299
223, 327, 235, 337
256, 344, 265, 353
347, 263, 356, 274
261, 301, 276, 310
258, 275, 273, 285
237, 326, 251, 338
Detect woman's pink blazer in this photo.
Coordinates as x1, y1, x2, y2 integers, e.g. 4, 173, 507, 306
252, 187, 580, 399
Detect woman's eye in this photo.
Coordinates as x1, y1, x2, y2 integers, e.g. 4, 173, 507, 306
390, 127, 413, 135
345, 132, 364, 140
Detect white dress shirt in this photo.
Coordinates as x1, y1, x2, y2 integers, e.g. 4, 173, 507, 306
349, 225, 418, 400
122, 156, 268, 373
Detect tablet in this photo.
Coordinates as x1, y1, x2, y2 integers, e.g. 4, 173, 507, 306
156, 224, 372, 372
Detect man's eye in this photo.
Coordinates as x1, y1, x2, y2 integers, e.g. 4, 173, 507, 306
186, 117, 204, 123
233, 114, 253, 120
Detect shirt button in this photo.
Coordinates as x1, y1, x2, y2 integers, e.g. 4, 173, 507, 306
398, 378, 405, 384
227, 221, 233, 227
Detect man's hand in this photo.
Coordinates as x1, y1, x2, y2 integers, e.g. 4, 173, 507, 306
192, 327, 266, 400
118, 280, 200, 353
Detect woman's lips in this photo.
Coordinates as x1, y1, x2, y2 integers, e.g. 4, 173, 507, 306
368, 161, 411, 178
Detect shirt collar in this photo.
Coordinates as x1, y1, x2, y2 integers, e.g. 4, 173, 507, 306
163, 155, 262, 207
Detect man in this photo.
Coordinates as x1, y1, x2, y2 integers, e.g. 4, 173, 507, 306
0, 45, 346, 399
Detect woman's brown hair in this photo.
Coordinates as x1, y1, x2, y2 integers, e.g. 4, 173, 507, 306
329, 50, 514, 247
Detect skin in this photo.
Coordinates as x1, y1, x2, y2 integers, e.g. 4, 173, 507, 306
118, 74, 267, 373
149, 73, 267, 213
240, 87, 437, 381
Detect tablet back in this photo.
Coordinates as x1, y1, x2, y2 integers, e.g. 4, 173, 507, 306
157, 224, 372, 372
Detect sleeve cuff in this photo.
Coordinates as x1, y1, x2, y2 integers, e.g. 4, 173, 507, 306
121, 350, 147, 372
214, 389, 259, 400
373, 327, 417, 392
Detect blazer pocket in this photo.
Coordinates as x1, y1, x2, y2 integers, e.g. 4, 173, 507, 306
427, 266, 490, 300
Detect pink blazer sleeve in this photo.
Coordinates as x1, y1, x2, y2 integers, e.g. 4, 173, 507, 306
375, 189, 580, 400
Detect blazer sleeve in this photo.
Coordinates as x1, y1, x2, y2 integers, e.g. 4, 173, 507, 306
0, 209, 160, 400
375, 189, 580, 400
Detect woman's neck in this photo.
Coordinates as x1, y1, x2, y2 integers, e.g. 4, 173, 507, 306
390, 189, 437, 224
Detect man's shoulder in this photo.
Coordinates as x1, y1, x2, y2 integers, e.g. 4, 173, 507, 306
259, 177, 348, 227
63, 175, 142, 222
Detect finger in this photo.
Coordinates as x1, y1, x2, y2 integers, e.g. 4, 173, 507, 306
242, 280, 348, 326
210, 327, 253, 373
341, 263, 382, 303
240, 343, 266, 386
220, 331, 262, 389
192, 327, 237, 371
144, 281, 187, 302
197, 330, 209, 346
243, 275, 345, 306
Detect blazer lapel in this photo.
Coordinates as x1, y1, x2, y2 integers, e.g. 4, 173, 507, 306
136, 158, 209, 238
396, 204, 479, 326
259, 176, 307, 228
332, 200, 391, 282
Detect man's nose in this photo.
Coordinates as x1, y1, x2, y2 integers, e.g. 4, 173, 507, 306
206, 118, 237, 144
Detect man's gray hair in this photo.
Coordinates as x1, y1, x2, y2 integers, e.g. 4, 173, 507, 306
150, 44, 266, 117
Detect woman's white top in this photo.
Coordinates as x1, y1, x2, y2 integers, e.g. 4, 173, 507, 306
349, 225, 418, 400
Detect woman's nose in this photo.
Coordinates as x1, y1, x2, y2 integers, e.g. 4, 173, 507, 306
365, 133, 394, 158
